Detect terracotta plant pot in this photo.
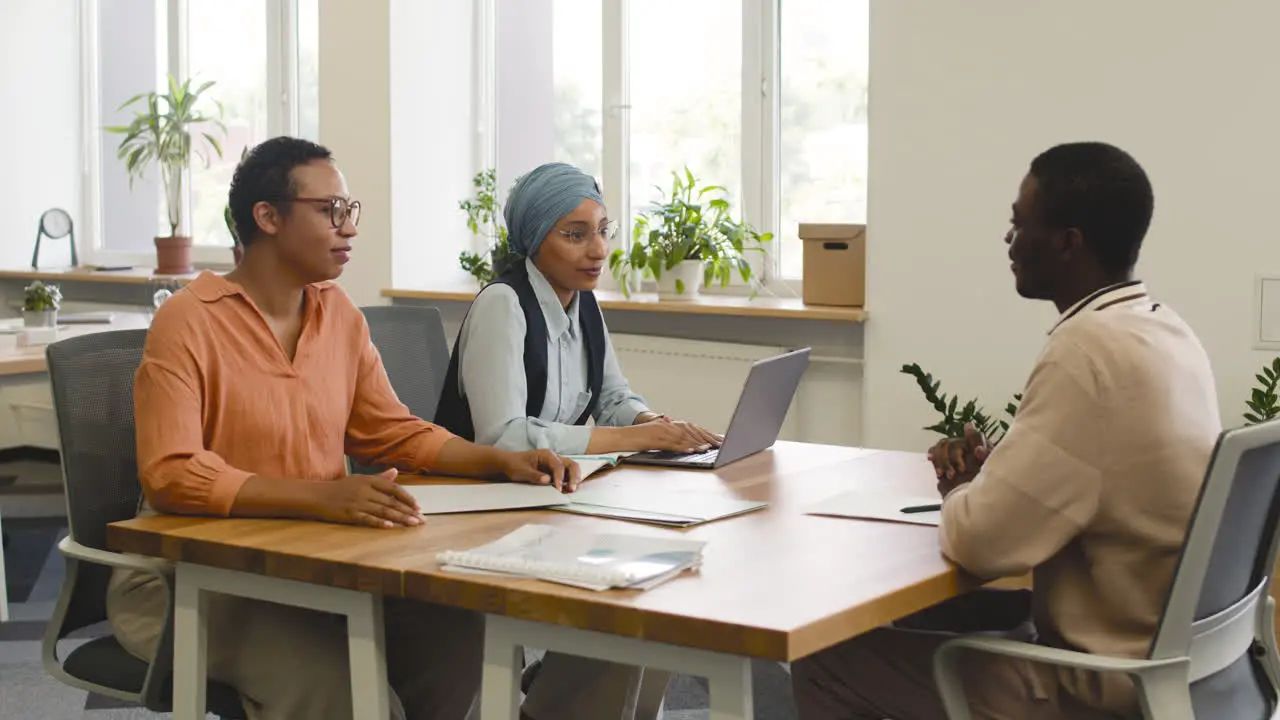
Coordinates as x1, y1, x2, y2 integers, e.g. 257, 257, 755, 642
155, 235, 194, 275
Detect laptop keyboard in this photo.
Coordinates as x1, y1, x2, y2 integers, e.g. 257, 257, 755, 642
645, 448, 720, 463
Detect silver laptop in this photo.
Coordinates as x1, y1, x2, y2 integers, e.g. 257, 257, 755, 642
622, 347, 811, 469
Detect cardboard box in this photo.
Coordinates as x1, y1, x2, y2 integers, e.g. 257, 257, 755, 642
800, 223, 865, 307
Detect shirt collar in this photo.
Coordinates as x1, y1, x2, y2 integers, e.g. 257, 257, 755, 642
1048, 279, 1148, 334
524, 257, 578, 340
186, 270, 337, 303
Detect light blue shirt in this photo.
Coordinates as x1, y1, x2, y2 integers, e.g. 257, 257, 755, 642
456, 258, 650, 453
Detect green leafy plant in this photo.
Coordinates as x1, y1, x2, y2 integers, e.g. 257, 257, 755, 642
23, 281, 61, 312
457, 169, 513, 285
105, 74, 226, 238
1244, 357, 1280, 425
900, 363, 1021, 441
608, 168, 772, 298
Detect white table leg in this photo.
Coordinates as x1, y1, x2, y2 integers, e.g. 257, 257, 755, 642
480, 614, 754, 720
705, 654, 753, 720
347, 592, 391, 720
172, 563, 390, 720
173, 563, 208, 720
479, 616, 524, 720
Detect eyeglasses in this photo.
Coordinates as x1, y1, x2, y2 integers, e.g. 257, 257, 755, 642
271, 196, 362, 229
556, 220, 618, 243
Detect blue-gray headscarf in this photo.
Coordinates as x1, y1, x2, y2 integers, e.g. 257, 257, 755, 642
504, 162, 603, 258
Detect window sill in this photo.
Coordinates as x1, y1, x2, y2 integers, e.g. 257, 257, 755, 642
381, 284, 867, 323
0, 266, 203, 286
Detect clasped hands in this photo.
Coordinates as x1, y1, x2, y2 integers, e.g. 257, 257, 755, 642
927, 422, 993, 497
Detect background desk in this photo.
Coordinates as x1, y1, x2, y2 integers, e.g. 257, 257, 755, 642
107, 443, 993, 718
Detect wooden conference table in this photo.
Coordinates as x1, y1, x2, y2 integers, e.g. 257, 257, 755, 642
107, 442, 993, 720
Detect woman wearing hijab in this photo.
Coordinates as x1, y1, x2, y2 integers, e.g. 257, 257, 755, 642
434, 162, 720, 719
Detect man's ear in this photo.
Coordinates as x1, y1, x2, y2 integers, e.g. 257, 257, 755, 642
252, 201, 282, 237
1055, 227, 1086, 261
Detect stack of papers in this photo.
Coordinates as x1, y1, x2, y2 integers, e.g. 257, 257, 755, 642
405, 453, 767, 527
805, 488, 943, 526
558, 485, 765, 527
437, 523, 706, 591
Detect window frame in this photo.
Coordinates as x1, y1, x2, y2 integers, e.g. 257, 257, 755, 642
80, 0, 307, 269
493, 0, 816, 294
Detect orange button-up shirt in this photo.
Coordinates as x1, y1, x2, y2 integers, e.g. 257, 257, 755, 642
135, 271, 455, 516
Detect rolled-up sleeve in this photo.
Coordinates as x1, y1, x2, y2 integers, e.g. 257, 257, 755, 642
135, 341, 253, 517
592, 323, 649, 427
346, 335, 456, 471
460, 286, 594, 454
940, 352, 1103, 579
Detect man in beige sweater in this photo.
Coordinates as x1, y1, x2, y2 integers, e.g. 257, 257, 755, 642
792, 142, 1221, 719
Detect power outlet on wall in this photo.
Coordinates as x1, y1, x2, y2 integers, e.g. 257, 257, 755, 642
1253, 275, 1280, 350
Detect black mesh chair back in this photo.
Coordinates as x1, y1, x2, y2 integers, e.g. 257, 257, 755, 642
46, 329, 147, 629
352, 306, 450, 475
43, 328, 245, 717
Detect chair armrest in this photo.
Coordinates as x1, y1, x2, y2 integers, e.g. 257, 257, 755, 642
44, 536, 179, 710
932, 637, 1191, 720
57, 537, 173, 578
935, 636, 1185, 674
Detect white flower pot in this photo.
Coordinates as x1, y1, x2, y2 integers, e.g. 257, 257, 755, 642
23, 309, 57, 328
655, 260, 705, 300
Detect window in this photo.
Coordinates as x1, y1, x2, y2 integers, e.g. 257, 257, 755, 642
84, 0, 315, 265
498, 0, 870, 286
187, 0, 269, 249
628, 1, 742, 231
552, 0, 602, 181
778, 0, 869, 279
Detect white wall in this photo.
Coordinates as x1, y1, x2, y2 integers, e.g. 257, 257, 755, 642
864, 0, 1280, 451
0, 0, 83, 269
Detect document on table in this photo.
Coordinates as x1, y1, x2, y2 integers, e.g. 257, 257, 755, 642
408, 483, 569, 515
805, 488, 943, 526
555, 486, 767, 527
408, 454, 627, 515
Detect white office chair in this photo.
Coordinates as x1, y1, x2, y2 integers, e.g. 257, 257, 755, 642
934, 421, 1280, 719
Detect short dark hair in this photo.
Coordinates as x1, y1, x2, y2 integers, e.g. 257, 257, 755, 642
228, 136, 333, 246
1028, 142, 1154, 274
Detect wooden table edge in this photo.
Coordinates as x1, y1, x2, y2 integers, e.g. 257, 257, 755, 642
105, 522, 405, 597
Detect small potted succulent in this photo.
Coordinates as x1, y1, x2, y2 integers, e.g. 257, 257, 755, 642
22, 281, 62, 328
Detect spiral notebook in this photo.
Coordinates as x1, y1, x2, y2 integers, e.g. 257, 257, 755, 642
436, 523, 706, 591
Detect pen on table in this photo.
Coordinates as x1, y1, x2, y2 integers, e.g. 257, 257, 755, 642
900, 503, 942, 514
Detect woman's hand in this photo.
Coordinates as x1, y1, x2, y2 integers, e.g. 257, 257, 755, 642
311, 468, 423, 528
498, 449, 582, 492
629, 418, 723, 453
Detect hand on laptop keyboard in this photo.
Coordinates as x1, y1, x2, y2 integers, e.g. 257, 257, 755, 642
628, 417, 722, 454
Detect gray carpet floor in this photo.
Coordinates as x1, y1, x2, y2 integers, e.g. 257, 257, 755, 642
1, 460, 799, 719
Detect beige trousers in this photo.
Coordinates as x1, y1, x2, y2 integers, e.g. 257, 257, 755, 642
790, 590, 1136, 720
107, 567, 484, 720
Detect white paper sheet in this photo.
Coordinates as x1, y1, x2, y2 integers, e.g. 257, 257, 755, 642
408, 483, 570, 515
805, 489, 943, 526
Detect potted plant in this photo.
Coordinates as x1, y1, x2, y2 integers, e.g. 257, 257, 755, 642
457, 169, 513, 286
609, 169, 772, 300
1243, 358, 1280, 425
22, 281, 61, 328
900, 363, 1021, 441
105, 75, 227, 275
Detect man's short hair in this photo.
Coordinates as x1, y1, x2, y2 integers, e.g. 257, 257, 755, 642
228, 136, 333, 247
1029, 142, 1154, 274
